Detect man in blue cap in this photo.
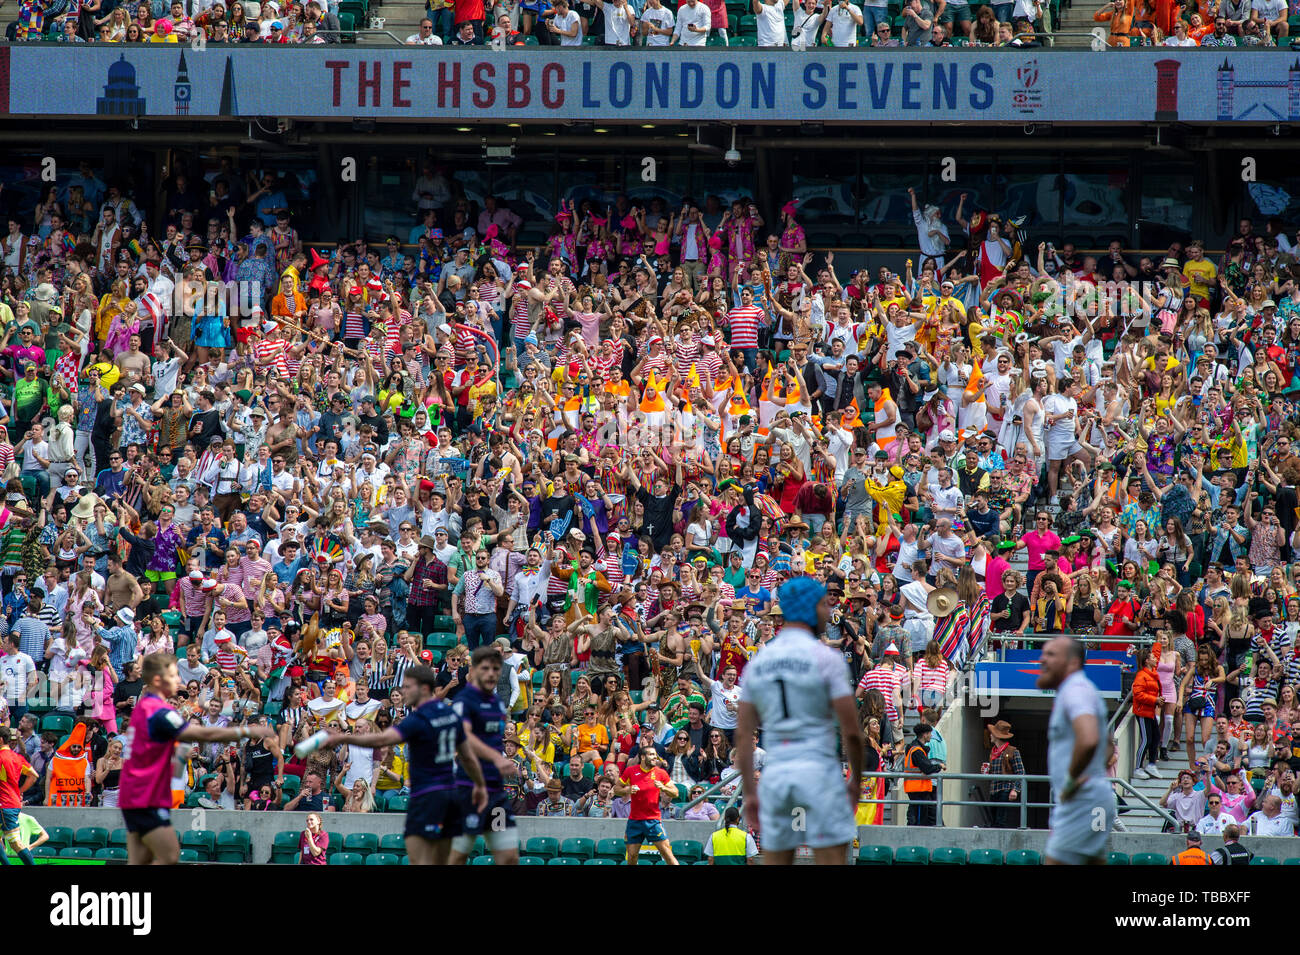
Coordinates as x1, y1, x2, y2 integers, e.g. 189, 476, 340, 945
733, 576, 864, 865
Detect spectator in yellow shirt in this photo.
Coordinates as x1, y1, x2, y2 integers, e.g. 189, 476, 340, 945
1182, 240, 1218, 305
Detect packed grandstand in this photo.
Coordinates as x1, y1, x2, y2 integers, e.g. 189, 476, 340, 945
1, 128, 1300, 867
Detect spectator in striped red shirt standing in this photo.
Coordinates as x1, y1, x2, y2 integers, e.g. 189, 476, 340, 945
725, 286, 765, 375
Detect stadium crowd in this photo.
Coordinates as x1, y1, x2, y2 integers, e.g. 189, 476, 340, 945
12, 0, 1293, 48
0, 157, 1299, 848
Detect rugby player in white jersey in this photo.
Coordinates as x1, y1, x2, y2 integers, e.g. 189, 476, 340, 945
1038, 636, 1116, 865
735, 577, 864, 865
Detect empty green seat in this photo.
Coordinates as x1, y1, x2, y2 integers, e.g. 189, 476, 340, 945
34, 845, 58, 860
671, 839, 703, 864
1131, 852, 1168, 866
1108, 851, 1130, 866
1006, 849, 1042, 865
547, 856, 581, 865
931, 847, 966, 866
216, 830, 252, 863
94, 847, 127, 861
178, 849, 201, 863
561, 837, 595, 861
1283, 858, 1300, 865
470, 855, 495, 865
518, 855, 546, 865
595, 838, 626, 861
109, 828, 128, 848
343, 832, 379, 857
1251, 856, 1280, 865
857, 845, 893, 865
41, 713, 74, 735
45, 826, 74, 850
525, 836, 559, 860
584, 857, 618, 865
894, 846, 930, 865
432, 614, 455, 631
180, 830, 216, 860
325, 833, 343, 857
272, 830, 303, 864
969, 849, 1003, 865
471, 836, 487, 857
426, 632, 459, 649
60, 846, 94, 859
387, 795, 410, 813
366, 852, 401, 865
280, 775, 301, 796
379, 833, 407, 857
74, 827, 109, 849
331, 852, 364, 866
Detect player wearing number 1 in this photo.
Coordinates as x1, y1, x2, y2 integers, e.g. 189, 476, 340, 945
735, 577, 865, 865
120, 652, 276, 865
322, 665, 501, 865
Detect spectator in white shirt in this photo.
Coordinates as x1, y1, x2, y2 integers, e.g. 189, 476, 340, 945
821, 0, 863, 45
406, 17, 444, 42
1162, 18, 1197, 44
753, 0, 788, 45
1248, 794, 1295, 836
640, 0, 675, 44
790, 0, 825, 47
1252, 0, 1288, 39
544, 0, 584, 44
672, 0, 712, 44
594, 0, 637, 44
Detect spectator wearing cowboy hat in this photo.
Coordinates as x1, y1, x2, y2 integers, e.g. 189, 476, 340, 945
983, 719, 1026, 828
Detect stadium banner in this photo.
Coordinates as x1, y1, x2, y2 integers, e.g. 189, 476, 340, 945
971, 661, 1124, 698
3, 46, 1299, 123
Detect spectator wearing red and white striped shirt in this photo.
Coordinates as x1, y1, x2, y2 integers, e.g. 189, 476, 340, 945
856, 650, 907, 725
671, 327, 701, 379
725, 286, 764, 371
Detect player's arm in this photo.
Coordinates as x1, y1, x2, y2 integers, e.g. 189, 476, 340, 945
460, 719, 519, 777
734, 700, 760, 824
18, 759, 38, 793
325, 727, 402, 749
833, 693, 864, 805
24, 819, 49, 849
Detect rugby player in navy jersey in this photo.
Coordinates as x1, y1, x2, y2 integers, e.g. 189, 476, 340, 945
323, 664, 504, 865
448, 645, 522, 866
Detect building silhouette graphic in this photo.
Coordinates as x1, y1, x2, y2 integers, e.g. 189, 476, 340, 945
219, 55, 238, 117
96, 54, 147, 116
1215, 58, 1300, 121
174, 50, 193, 116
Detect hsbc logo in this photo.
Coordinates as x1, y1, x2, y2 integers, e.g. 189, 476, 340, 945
1013, 59, 1043, 114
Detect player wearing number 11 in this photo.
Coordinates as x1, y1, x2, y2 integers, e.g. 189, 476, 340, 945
322, 665, 499, 865
735, 577, 864, 865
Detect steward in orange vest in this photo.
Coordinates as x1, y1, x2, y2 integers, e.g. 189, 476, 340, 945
1172, 833, 1209, 865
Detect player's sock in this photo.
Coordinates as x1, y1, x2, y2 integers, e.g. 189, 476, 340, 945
1161, 716, 1173, 748
0, 851, 11, 865
16, 848, 34, 866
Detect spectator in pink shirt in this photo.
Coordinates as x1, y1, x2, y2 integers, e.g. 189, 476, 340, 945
1206, 768, 1256, 824
1014, 510, 1061, 595
476, 196, 522, 247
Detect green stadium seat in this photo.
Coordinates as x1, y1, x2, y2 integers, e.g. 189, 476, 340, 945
344, 833, 379, 857
732, 35, 757, 45
216, 830, 252, 863
60, 847, 94, 859
737, 13, 757, 32
518, 855, 547, 865
94, 847, 127, 861
41, 713, 74, 735
1251, 856, 1280, 865
432, 614, 455, 632
325, 833, 343, 857
584, 857, 618, 865
471, 855, 495, 865
894, 846, 930, 865
969, 849, 1003, 865
180, 830, 216, 860
183, 792, 204, 808
34, 845, 58, 860
560, 837, 595, 861
426, 632, 459, 649
45, 826, 74, 851
109, 828, 128, 848
74, 827, 109, 850
523, 34, 539, 44
1107, 851, 1130, 866
547, 856, 582, 865
272, 831, 301, 864
637, 856, 660, 864
366, 852, 401, 865
1131, 852, 1168, 866
471, 835, 488, 857
387, 795, 410, 813
331, 852, 364, 865
279, 775, 301, 797
671, 839, 703, 864
263, 702, 282, 719
931, 847, 966, 866
857, 845, 893, 865
1005, 849, 1042, 865
596, 838, 626, 860
379, 834, 407, 857
524, 837, 559, 860
178, 849, 201, 863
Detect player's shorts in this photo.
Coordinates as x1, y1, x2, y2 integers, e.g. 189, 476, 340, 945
458, 788, 516, 836
145, 570, 178, 582
404, 788, 462, 841
1045, 782, 1115, 864
625, 818, 667, 846
0, 807, 21, 833
758, 759, 857, 853
121, 808, 172, 836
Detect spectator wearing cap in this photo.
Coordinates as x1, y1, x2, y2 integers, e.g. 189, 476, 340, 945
1172, 830, 1210, 864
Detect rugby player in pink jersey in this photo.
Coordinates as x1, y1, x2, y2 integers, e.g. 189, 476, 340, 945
120, 652, 275, 865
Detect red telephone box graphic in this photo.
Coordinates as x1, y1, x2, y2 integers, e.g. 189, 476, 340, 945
1153, 59, 1180, 121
